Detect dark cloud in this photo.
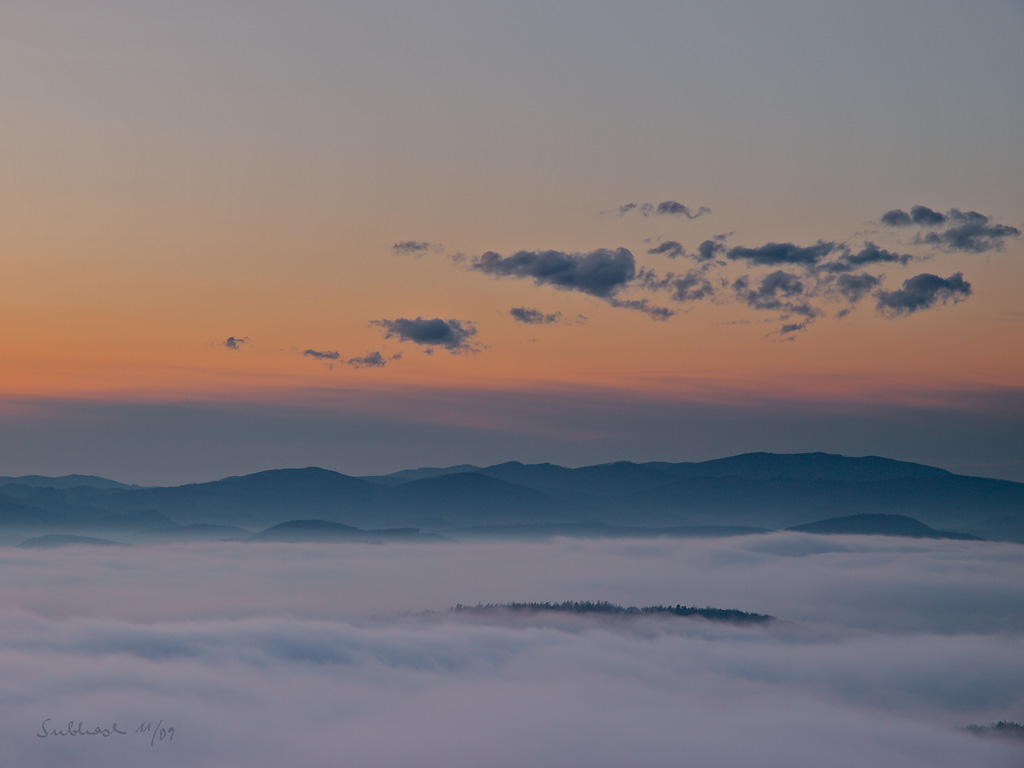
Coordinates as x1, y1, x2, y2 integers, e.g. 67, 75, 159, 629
653, 201, 711, 218
835, 272, 882, 304
646, 240, 687, 259
222, 337, 249, 351
734, 271, 806, 311
346, 351, 390, 368
876, 272, 972, 317
822, 243, 914, 273
733, 272, 818, 333
844, 242, 913, 268
614, 201, 710, 218
911, 205, 947, 226
636, 267, 674, 291
472, 248, 636, 299
303, 349, 341, 361
694, 237, 728, 262
393, 241, 441, 256
671, 272, 715, 302
917, 210, 1021, 254
647, 237, 727, 262
881, 206, 946, 227
607, 298, 674, 320
880, 205, 1020, 253
509, 307, 562, 325
881, 209, 913, 227
779, 320, 812, 335
727, 241, 841, 267
371, 317, 479, 352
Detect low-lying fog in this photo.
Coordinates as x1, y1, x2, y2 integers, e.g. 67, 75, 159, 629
3, 534, 1022, 767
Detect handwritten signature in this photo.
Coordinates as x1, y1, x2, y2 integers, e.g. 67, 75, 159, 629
38, 719, 175, 745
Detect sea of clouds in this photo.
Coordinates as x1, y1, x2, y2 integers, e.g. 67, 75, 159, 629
2, 534, 1023, 767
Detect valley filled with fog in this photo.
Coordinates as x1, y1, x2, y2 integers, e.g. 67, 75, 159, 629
4, 534, 1023, 767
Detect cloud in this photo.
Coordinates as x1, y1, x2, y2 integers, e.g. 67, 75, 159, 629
303, 349, 341, 361
653, 200, 711, 218
880, 206, 1020, 253
734, 271, 807, 311
472, 248, 637, 299
649, 235, 729, 263
221, 337, 249, 351
778, 320, 812, 335
346, 351, 392, 368
393, 241, 442, 256
371, 317, 479, 352
465, 200, 1002, 335
614, 201, 710, 218
917, 210, 1021, 254
826, 243, 914, 272
646, 240, 687, 259
608, 298, 674, 320
671, 272, 715, 302
733, 272, 818, 332
875, 272, 972, 317
509, 307, 562, 325
727, 241, 841, 267
881, 209, 913, 227
881, 206, 946, 227
835, 272, 882, 304
910, 205, 947, 226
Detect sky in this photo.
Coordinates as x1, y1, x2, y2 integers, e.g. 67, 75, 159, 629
2, 1, 1023, 484
5, 536, 1024, 767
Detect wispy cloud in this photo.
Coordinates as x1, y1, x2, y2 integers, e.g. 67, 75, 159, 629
347, 351, 399, 368
303, 349, 340, 361
393, 241, 443, 256
509, 307, 562, 325
615, 201, 711, 219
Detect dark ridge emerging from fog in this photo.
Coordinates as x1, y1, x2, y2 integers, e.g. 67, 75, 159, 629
965, 722, 1024, 741
448, 523, 768, 540
787, 514, 982, 540
451, 600, 773, 624
249, 519, 444, 543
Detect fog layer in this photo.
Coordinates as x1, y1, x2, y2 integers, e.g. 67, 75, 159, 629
4, 535, 1022, 767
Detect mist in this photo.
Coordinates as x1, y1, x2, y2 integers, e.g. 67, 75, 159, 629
4, 535, 1023, 767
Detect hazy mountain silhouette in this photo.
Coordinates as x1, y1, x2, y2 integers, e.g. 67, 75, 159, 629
0, 474, 138, 490
787, 514, 979, 540
447, 523, 768, 541
17, 534, 130, 549
1, 453, 1021, 542
136, 524, 254, 543
361, 465, 480, 485
249, 519, 439, 543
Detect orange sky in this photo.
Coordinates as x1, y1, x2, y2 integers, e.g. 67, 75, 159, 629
2, 2, 1023, 482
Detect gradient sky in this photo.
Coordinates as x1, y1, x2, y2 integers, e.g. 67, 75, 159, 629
2, 1, 1023, 484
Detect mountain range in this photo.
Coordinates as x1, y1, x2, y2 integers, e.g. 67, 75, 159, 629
1, 452, 1021, 544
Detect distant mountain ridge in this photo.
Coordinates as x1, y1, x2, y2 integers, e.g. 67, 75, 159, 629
0, 474, 138, 490
0, 453, 1020, 543
787, 513, 981, 540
